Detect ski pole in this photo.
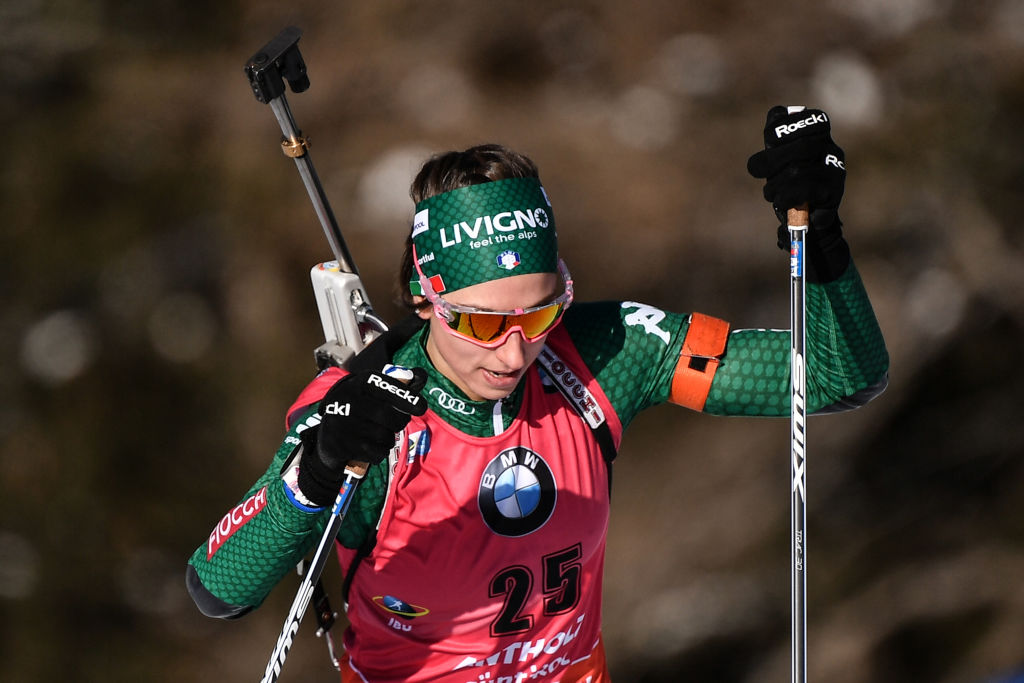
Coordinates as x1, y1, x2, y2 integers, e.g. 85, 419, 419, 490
788, 204, 809, 683
260, 461, 368, 683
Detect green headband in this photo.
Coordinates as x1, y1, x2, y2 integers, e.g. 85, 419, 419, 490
410, 176, 558, 294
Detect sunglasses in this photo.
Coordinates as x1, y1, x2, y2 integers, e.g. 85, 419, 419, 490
412, 248, 574, 349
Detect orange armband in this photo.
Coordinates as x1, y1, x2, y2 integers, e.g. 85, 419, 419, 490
669, 312, 730, 411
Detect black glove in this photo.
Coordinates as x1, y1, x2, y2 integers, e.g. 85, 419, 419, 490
747, 105, 850, 283
297, 365, 428, 507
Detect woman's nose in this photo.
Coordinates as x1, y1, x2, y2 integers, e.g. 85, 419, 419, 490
494, 329, 527, 367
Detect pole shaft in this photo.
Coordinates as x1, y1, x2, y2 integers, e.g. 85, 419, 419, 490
788, 206, 809, 683
260, 461, 368, 683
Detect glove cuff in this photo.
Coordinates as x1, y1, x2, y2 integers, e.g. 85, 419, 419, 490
774, 209, 851, 284
295, 429, 346, 508
282, 457, 326, 512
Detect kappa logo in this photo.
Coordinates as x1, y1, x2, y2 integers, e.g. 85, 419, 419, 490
429, 387, 475, 415
622, 301, 670, 345
478, 447, 556, 537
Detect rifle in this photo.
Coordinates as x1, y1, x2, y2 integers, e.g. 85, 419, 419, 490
243, 26, 384, 682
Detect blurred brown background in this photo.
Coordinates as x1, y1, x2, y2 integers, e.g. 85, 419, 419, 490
3, 1, 1023, 681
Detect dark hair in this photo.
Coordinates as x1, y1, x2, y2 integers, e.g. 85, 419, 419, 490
397, 144, 540, 311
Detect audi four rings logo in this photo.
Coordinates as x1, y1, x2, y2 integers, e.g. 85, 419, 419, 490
429, 387, 476, 415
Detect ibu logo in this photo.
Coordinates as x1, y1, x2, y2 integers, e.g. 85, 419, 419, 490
371, 595, 430, 620
478, 446, 556, 537
496, 250, 521, 271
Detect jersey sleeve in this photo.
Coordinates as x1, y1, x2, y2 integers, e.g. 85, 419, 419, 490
705, 260, 889, 416
562, 300, 692, 429
563, 258, 888, 425
186, 403, 390, 618
185, 413, 329, 618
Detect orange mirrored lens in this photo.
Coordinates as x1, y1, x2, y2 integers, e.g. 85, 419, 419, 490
449, 304, 564, 343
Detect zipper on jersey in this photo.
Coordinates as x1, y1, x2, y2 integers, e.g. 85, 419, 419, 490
491, 399, 505, 436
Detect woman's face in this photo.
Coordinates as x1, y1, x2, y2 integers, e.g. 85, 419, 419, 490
417, 272, 561, 402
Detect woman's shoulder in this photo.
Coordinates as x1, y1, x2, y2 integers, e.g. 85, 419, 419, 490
563, 299, 689, 350
562, 300, 630, 337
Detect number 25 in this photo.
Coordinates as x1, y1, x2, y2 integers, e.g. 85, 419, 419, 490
488, 544, 582, 637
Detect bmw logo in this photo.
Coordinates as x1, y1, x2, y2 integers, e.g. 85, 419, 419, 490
478, 447, 556, 537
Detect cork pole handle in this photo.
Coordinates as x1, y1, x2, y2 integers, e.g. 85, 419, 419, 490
788, 203, 810, 228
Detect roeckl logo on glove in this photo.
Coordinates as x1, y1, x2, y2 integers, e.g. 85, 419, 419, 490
324, 401, 351, 416
825, 154, 845, 169
775, 112, 828, 139
367, 373, 422, 405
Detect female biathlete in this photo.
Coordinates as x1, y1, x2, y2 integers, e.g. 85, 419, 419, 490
187, 107, 889, 683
